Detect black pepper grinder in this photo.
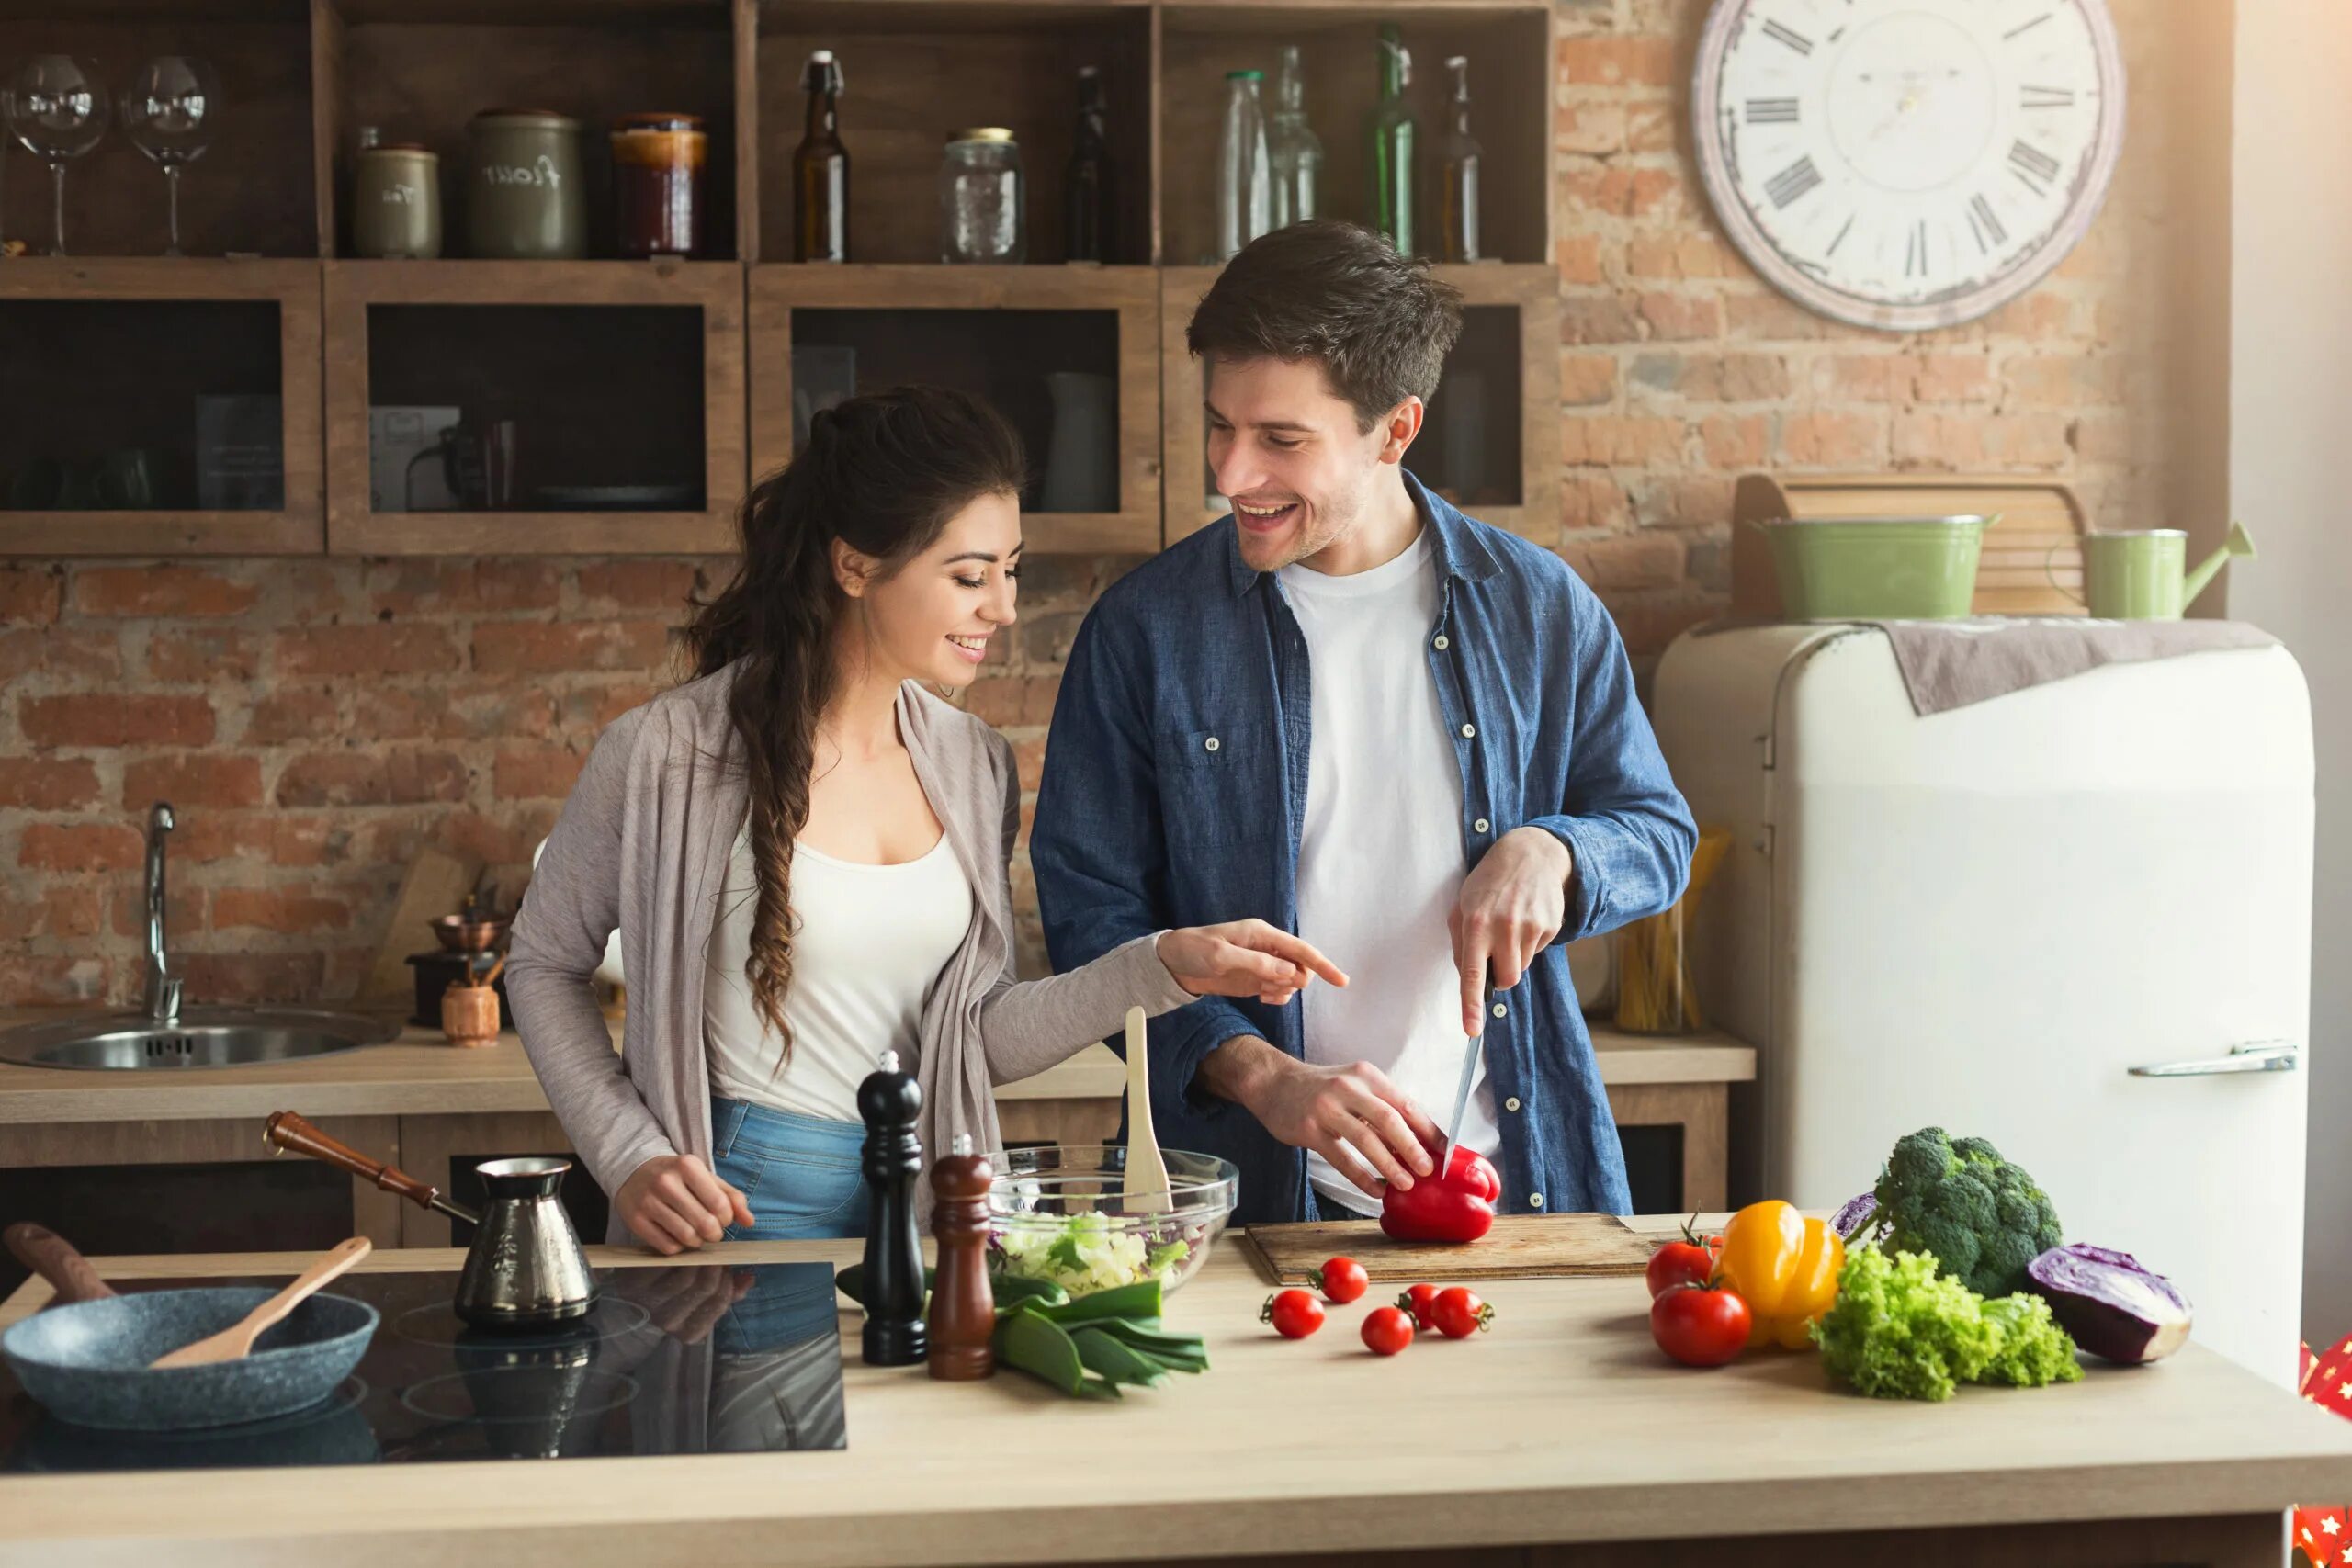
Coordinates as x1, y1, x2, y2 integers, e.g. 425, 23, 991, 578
856, 1047, 926, 1366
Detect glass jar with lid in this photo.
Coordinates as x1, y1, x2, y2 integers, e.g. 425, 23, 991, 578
610, 111, 706, 258
939, 128, 1023, 264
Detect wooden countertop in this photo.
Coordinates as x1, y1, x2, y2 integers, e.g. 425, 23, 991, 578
0, 1014, 1753, 1125
0, 1221, 2345, 1568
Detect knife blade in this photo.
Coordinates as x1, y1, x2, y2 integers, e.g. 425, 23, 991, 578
1439, 978, 1496, 1175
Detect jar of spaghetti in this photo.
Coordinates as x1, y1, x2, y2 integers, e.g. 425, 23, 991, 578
611, 112, 707, 258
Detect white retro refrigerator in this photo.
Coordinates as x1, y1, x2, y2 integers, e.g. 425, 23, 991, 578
1652, 625, 2314, 1387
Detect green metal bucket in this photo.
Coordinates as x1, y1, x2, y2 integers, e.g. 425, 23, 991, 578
1761, 515, 1993, 621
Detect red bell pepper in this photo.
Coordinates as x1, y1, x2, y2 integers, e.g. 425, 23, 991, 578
1379, 1145, 1500, 1243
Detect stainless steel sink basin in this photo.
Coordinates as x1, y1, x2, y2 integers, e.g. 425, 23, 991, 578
0, 1007, 400, 1071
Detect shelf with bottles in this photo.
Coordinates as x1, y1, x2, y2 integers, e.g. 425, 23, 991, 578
322, 257, 743, 554
753, 1, 1150, 265
749, 263, 1159, 552
0, 3, 315, 259
1161, 3, 1550, 268
1162, 259, 1556, 546
0, 257, 322, 556
315, 0, 739, 262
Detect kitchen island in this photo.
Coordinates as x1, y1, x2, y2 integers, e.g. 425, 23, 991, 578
1, 1221, 2346, 1568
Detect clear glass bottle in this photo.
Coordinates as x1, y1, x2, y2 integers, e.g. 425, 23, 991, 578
1366, 23, 1415, 256
1064, 65, 1114, 263
794, 50, 849, 263
1437, 55, 1481, 263
941, 127, 1023, 263
1216, 69, 1271, 262
1266, 45, 1322, 230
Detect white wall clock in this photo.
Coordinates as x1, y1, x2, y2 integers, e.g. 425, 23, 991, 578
1692, 0, 2126, 332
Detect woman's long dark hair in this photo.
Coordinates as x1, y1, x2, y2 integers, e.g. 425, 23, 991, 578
682, 385, 1025, 1057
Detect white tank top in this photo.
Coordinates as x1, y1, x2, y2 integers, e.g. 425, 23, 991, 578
702, 823, 974, 1122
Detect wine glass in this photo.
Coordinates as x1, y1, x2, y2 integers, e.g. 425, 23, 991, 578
119, 57, 219, 257
3, 57, 107, 256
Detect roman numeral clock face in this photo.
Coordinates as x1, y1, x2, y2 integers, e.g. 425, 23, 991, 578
1693, 0, 2125, 331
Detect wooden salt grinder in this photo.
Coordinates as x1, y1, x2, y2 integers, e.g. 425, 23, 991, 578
927, 1133, 996, 1381
856, 1048, 927, 1367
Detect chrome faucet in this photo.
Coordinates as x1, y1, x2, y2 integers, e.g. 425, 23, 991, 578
142, 802, 181, 1025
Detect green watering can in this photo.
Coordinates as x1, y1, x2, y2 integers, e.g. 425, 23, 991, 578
2052, 520, 2256, 620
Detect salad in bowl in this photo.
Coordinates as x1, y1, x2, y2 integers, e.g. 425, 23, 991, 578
985, 1145, 1239, 1298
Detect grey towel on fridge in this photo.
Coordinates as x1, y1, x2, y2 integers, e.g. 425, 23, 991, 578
1865, 617, 2278, 715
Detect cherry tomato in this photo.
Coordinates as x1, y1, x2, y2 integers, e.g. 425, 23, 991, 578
1396, 1281, 1442, 1330
1317, 1257, 1369, 1304
1261, 1289, 1325, 1338
1430, 1286, 1494, 1338
1649, 1281, 1751, 1368
1645, 1214, 1724, 1299
1361, 1304, 1415, 1356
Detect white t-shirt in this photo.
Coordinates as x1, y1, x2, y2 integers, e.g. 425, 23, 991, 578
702, 824, 973, 1122
1277, 532, 1498, 1215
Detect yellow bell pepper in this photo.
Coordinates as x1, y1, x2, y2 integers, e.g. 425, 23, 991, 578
1715, 1200, 1844, 1350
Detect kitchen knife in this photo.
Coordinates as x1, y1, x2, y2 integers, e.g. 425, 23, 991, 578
1439, 978, 1496, 1175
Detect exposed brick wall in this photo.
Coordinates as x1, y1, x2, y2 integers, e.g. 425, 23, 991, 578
0, 559, 707, 1007
0, 0, 2203, 1007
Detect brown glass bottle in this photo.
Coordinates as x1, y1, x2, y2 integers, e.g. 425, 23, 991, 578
1064, 66, 1114, 264
794, 50, 848, 263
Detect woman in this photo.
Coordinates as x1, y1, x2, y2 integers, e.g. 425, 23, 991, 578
507, 386, 1341, 1253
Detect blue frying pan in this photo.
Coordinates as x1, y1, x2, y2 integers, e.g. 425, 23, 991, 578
1, 1223, 376, 1432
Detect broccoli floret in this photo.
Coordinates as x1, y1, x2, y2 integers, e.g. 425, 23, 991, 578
1861, 1127, 2062, 1299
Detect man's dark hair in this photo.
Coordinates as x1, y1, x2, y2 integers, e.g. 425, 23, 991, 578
1186, 220, 1464, 434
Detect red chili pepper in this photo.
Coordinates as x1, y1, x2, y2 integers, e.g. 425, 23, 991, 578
1379, 1145, 1501, 1244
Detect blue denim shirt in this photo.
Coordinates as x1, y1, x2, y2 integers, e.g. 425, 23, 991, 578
1032, 473, 1697, 1224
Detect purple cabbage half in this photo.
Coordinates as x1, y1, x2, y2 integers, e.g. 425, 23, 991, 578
2026, 1243, 2195, 1364
1830, 1191, 1877, 1240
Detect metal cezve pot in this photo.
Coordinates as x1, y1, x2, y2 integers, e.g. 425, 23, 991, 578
263, 1110, 596, 1329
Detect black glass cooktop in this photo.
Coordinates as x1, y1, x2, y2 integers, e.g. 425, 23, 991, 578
0, 1262, 845, 1472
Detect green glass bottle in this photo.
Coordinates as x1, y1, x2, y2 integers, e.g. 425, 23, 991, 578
1367, 23, 1416, 255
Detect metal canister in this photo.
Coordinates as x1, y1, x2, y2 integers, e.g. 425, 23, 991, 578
352, 142, 441, 259
465, 108, 585, 260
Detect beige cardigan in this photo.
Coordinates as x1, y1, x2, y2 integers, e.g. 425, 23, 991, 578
505, 661, 1190, 1245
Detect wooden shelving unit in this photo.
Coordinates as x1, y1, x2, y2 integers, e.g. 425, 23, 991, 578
0, 259, 323, 556
749, 263, 1161, 553
0, 0, 1557, 558
322, 257, 744, 554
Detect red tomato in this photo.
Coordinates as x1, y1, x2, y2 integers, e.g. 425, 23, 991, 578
1430, 1286, 1494, 1338
1361, 1304, 1415, 1356
1261, 1289, 1325, 1339
1396, 1281, 1442, 1330
1649, 1282, 1751, 1368
1645, 1216, 1724, 1299
1317, 1257, 1369, 1304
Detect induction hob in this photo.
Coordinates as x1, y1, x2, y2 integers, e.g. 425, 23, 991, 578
0, 1261, 845, 1472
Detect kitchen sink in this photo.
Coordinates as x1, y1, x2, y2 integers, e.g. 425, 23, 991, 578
0, 1008, 400, 1071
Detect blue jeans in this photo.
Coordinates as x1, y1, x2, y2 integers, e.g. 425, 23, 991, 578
710, 1097, 870, 1241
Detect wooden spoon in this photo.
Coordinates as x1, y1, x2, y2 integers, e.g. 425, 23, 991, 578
149, 1236, 372, 1369
1117, 1006, 1172, 1215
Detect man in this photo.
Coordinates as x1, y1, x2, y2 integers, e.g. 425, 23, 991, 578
1032, 221, 1696, 1225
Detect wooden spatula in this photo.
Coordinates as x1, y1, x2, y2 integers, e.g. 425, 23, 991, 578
149, 1236, 372, 1369
1117, 1006, 1172, 1215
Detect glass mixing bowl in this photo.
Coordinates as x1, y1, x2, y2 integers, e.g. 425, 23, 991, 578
984, 1145, 1239, 1298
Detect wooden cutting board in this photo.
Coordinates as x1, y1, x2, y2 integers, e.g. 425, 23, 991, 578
1239, 1213, 1656, 1285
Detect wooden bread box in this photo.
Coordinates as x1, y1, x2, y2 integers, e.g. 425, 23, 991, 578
1730, 473, 2090, 619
